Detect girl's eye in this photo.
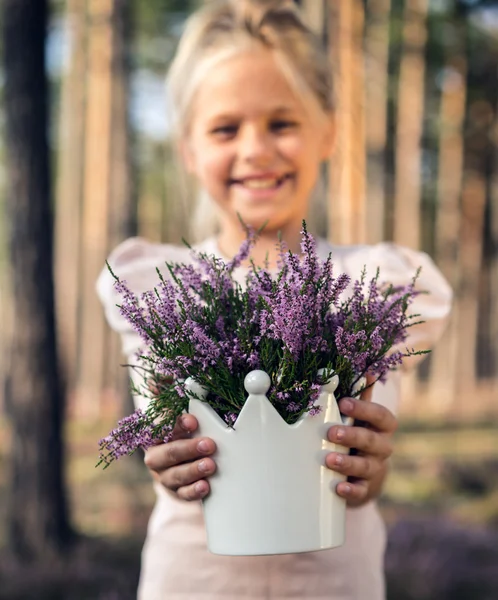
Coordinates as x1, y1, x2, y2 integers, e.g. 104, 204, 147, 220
210, 125, 238, 139
270, 120, 297, 132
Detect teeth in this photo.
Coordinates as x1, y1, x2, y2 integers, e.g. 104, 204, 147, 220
242, 178, 280, 189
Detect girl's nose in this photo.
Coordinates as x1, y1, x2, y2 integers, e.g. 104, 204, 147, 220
239, 125, 273, 166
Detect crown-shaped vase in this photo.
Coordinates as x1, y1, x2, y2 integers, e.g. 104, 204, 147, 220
187, 369, 353, 556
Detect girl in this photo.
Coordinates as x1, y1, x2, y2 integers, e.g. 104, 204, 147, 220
97, 1, 452, 598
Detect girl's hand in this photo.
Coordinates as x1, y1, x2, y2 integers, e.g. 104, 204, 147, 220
325, 379, 397, 507
144, 414, 217, 501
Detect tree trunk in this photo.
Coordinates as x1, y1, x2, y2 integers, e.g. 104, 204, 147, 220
393, 0, 428, 250
476, 70, 498, 406
0, 178, 13, 416
55, 0, 87, 401
105, 0, 138, 415
489, 110, 498, 386
327, 0, 366, 245
455, 170, 486, 415
77, 0, 114, 419
452, 56, 494, 416
2, 0, 72, 560
428, 50, 467, 414
390, 0, 428, 408
108, 0, 136, 251
365, 0, 391, 245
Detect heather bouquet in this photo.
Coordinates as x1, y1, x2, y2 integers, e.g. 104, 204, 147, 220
98, 224, 425, 468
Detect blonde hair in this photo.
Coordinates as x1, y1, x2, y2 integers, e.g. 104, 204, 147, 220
166, 0, 335, 241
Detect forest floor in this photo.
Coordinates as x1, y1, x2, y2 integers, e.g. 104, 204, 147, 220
0, 418, 497, 599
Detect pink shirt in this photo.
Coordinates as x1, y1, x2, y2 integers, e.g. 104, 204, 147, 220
97, 236, 452, 600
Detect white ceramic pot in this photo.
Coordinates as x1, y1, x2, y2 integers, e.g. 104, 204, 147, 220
186, 369, 352, 556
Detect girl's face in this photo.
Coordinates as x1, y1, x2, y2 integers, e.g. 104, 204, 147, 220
183, 48, 334, 236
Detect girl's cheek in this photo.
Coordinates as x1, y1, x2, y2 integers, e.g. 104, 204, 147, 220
208, 152, 229, 173
202, 153, 232, 186
277, 136, 305, 162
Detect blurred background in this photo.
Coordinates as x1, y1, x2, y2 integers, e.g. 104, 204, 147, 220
0, 0, 497, 598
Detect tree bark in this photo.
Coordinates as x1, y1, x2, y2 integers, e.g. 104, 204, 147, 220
108, 0, 137, 251
2, 0, 72, 559
365, 0, 391, 245
455, 170, 486, 413
428, 49, 467, 414
105, 0, 138, 414
55, 0, 87, 399
476, 70, 498, 394
77, 0, 114, 418
489, 110, 498, 385
327, 0, 366, 245
453, 63, 494, 415
393, 0, 428, 250
389, 0, 428, 409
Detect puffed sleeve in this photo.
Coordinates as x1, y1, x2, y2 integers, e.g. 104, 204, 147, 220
341, 242, 453, 370
96, 237, 194, 356
97, 237, 152, 357
96, 237, 194, 410
336, 242, 452, 416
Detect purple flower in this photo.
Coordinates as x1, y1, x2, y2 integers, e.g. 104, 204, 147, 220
226, 226, 257, 272
224, 412, 237, 426
307, 405, 323, 417
101, 221, 424, 467
98, 409, 168, 466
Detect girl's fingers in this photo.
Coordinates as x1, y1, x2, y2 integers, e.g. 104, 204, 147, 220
338, 397, 397, 434
147, 381, 160, 396
159, 457, 217, 491
147, 375, 174, 396
360, 373, 376, 402
327, 423, 392, 458
144, 435, 216, 471
170, 413, 199, 441
335, 479, 369, 504
176, 479, 211, 501
326, 452, 382, 480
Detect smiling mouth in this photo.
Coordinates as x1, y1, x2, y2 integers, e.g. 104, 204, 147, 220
229, 173, 294, 190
